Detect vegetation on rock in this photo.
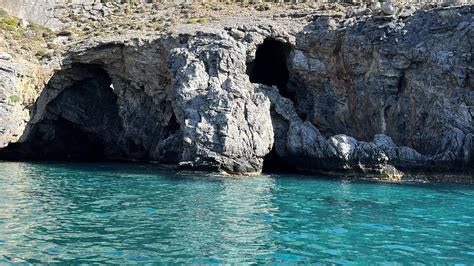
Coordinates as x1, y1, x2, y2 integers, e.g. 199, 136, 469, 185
0, 7, 59, 61
7, 95, 20, 103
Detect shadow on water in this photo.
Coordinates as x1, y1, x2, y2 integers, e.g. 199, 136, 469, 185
3, 161, 473, 193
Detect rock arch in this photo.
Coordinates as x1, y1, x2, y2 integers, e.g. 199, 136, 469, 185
0, 63, 123, 161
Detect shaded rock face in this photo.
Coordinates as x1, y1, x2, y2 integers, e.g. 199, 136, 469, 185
0, 6, 472, 179
285, 6, 473, 174
1, 46, 183, 164
0, 64, 121, 160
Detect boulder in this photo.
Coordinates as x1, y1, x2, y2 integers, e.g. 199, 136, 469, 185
0, 52, 12, 61
382, 2, 397, 15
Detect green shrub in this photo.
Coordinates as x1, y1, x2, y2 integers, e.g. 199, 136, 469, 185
35, 49, 49, 60
8, 95, 21, 103
3, 17, 18, 26
11, 31, 22, 40
0, 14, 19, 32
0, 22, 16, 32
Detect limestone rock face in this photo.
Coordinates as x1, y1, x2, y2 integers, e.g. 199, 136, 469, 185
0, 5, 472, 179
167, 34, 274, 173
0, 60, 49, 149
287, 6, 473, 174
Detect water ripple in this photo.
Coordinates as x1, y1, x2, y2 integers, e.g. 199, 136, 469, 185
0, 162, 473, 264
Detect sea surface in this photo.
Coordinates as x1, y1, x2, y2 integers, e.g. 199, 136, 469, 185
0, 162, 473, 264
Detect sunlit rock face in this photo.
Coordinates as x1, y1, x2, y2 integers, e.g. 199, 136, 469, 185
0, 0, 82, 29
0, 35, 275, 173
0, 6, 472, 179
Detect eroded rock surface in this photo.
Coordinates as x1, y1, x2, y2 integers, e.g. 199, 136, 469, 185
167, 34, 274, 173
287, 6, 473, 175
0, 4, 472, 180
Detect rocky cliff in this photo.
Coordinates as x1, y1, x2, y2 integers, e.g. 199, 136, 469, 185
0, 2, 472, 181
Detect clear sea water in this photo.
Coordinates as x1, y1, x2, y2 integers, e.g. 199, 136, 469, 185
0, 162, 473, 264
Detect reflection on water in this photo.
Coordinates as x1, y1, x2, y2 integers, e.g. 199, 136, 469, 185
0, 162, 473, 264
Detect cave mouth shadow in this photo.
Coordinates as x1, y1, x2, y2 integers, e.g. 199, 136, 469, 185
246, 39, 298, 173
0, 63, 122, 162
262, 148, 296, 174
246, 39, 294, 99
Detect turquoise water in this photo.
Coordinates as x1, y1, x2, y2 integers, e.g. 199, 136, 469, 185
0, 162, 473, 264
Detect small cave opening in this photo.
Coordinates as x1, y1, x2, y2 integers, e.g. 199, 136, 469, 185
164, 113, 180, 137
261, 114, 297, 174
247, 39, 302, 174
0, 63, 122, 162
262, 148, 295, 173
246, 39, 294, 100
156, 112, 183, 164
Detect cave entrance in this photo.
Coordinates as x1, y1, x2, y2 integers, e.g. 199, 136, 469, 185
247, 39, 293, 99
0, 64, 122, 161
247, 39, 297, 173
262, 148, 295, 173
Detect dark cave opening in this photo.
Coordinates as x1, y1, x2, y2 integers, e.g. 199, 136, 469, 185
247, 39, 294, 100
262, 147, 295, 173
247, 39, 299, 173
165, 113, 180, 137
0, 64, 122, 161
1, 118, 107, 161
